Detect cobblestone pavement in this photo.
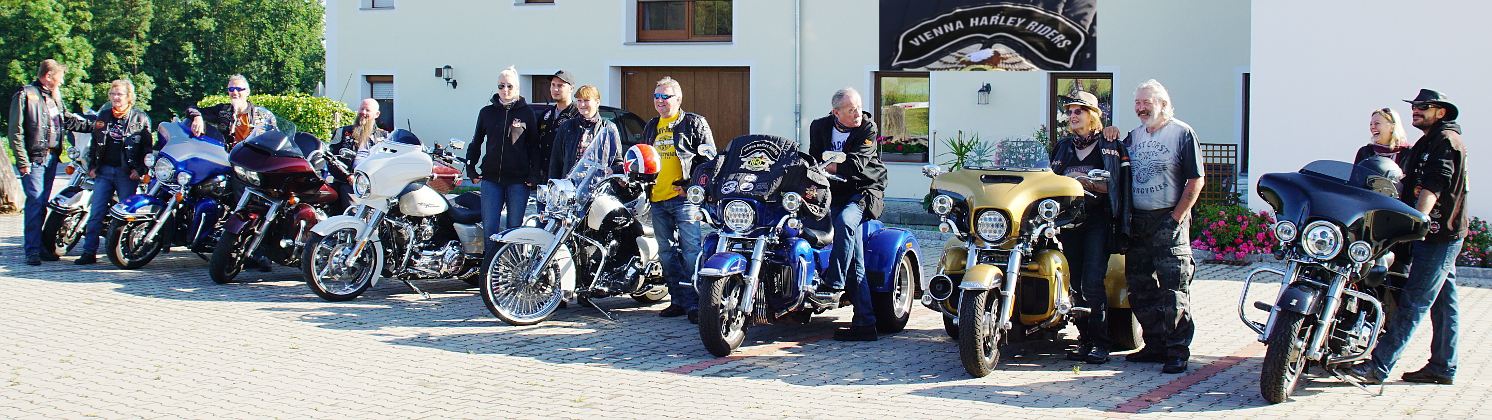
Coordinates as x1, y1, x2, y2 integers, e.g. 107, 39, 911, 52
1, 213, 1488, 419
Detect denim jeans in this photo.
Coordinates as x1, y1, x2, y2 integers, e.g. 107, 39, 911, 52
1366, 238, 1461, 379
81, 165, 141, 255
17, 155, 58, 256
651, 196, 701, 311
1060, 219, 1112, 350
825, 201, 875, 327
481, 180, 531, 242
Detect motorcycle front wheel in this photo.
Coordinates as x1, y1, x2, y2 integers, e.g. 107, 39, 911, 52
1260, 311, 1313, 404
303, 227, 381, 301
42, 210, 86, 256
483, 242, 564, 325
958, 289, 1005, 377
698, 274, 750, 357
209, 229, 253, 284
873, 253, 916, 333
106, 219, 164, 269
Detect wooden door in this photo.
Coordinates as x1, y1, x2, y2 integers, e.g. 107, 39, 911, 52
621, 66, 749, 149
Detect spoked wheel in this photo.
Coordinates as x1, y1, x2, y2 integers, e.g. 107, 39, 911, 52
303, 227, 381, 301
483, 242, 564, 326
699, 274, 750, 357
106, 219, 164, 269
209, 229, 253, 284
958, 289, 1004, 377
632, 284, 669, 303
1260, 311, 1313, 404
43, 210, 86, 256
873, 253, 916, 333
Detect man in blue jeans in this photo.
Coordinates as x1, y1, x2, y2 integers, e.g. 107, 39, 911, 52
8, 59, 89, 265
641, 77, 714, 324
808, 87, 888, 341
1347, 89, 1467, 385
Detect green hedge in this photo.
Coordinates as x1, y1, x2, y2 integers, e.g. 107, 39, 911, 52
196, 94, 353, 141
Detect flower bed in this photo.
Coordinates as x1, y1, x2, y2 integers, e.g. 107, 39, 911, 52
1190, 204, 1277, 263
1458, 217, 1491, 268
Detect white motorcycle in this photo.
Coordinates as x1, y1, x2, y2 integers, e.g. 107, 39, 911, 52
482, 144, 667, 325
300, 129, 480, 301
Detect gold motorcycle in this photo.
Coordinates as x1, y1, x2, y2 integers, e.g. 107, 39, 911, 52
921, 139, 1139, 377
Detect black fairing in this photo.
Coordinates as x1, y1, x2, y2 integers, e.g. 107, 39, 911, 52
1256, 160, 1428, 260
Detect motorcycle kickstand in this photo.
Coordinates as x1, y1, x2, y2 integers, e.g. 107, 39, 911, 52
588, 304, 616, 322
399, 279, 431, 300
1326, 366, 1386, 397
194, 252, 210, 261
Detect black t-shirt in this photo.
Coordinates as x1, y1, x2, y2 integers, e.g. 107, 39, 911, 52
1061, 147, 1108, 219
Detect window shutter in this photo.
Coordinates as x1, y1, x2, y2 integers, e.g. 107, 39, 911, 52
371, 82, 394, 100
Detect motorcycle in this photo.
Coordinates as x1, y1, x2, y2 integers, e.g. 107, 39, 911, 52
105, 121, 234, 269
209, 122, 340, 283
1240, 156, 1426, 404
691, 135, 921, 357
482, 144, 668, 325
300, 129, 477, 301
920, 138, 1138, 377
40, 127, 102, 257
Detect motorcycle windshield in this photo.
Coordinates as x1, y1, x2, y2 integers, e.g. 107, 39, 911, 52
1257, 160, 1427, 249
157, 121, 231, 168
565, 140, 615, 203
963, 138, 1051, 172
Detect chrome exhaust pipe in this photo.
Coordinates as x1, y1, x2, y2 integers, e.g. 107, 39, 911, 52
928, 274, 954, 301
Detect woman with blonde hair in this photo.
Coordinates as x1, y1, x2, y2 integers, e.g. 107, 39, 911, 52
1356, 107, 1410, 168
70, 79, 152, 264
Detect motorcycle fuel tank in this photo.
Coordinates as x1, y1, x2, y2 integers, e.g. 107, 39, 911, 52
398, 186, 448, 216
587, 194, 626, 231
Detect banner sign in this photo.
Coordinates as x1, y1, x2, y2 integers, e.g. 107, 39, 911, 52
880, 0, 1097, 71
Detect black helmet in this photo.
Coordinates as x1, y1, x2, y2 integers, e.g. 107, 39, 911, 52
1351, 155, 1404, 198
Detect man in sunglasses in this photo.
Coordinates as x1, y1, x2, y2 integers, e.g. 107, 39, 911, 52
186, 74, 276, 149
641, 76, 715, 324
1346, 89, 1467, 386
8, 59, 92, 265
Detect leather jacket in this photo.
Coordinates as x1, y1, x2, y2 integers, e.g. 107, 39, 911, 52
80, 104, 153, 175
1051, 134, 1134, 251
8, 82, 89, 168
807, 112, 888, 220
640, 111, 714, 187
185, 102, 276, 149
327, 124, 388, 179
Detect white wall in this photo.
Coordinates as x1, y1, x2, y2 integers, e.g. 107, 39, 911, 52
1251, 0, 1491, 218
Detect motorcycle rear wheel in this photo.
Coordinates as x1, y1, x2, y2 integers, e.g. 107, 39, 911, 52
699, 274, 749, 357
958, 289, 1004, 377
1261, 311, 1312, 404
209, 229, 251, 284
42, 210, 85, 256
303, 228, 381, 301
873, 253, 916, 333
483, 242, 563, 325
106, 219, 164, 269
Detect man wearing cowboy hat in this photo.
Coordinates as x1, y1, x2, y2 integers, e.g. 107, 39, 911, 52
1347, 89, 1467, 385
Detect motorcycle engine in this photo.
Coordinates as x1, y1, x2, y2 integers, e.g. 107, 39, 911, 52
409, 240, 465, 278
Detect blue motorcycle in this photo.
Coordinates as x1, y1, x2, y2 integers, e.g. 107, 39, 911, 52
689, 135, 921, 357
105, 121, 234, 269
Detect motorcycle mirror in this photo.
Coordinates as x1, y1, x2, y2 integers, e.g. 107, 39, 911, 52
1087, 169, 1111, 180
83, 107, 98, 117
821, 151, 847, 165
922, 164, 944, 180
448, 139, 466, 150
698, 144, 718, 161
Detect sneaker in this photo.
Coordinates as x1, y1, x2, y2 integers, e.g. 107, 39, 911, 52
25, 254, 41, 266
688, 309, 700, 324
39, 252, 60, 261
1162, 357, 1188, 373
833, 325, 879, 341
74, 254, 97, 265
1066, 343, 1094, 361
1125, 347, 1168, 363
1085, 347, 1111, 365
658, 304, 687, 317
1401, 368, 1453, 385
1340, 363, 1384, 385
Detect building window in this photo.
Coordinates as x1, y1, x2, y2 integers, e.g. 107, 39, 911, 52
1048, 73, 1114, 145
637, 0, 732, 42
522, 0, 555, 3
529, 75, 556, 104
362, 0, 394, 9
874, 72, 930, 163
366, 75, 394, 130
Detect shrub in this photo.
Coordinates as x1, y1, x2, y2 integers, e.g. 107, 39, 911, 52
878, 135, 928, 154
1190, 204, 1278, 260
196, 94, 354, 141
1458, 217, 1491, 268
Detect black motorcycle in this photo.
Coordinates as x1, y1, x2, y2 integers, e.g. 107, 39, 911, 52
1240, 156, 1427, 404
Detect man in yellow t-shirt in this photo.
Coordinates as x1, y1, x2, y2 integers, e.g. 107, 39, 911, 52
641, 77, 714, 324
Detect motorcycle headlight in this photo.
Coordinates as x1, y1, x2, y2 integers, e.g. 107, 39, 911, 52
152, 158, 176, 183
1274, 221, 1298, 243
723, 200, 755, 233
975, 209, 1009, 243
781, 192, 803, 212
1300, 221, 1343, 260
67, 146, 80, 161
1037, 199, 1060, 220
352, 171, 373, 197
686, 185, 706, 205
233, 165, 260, 186
1348, 241, 1373, 263
176, 171, 194, 186
547, 180, 576, 210
143, 154, 156, 168
931, 194, 954, 215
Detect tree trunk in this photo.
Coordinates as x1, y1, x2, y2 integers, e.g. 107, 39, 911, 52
0, 138, 21, 213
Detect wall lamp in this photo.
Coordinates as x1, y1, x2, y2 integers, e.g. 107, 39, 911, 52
977, 83, 991, 105
435, 65, 457, 89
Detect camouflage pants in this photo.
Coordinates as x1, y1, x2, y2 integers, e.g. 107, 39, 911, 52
1126, 208, 1196, 359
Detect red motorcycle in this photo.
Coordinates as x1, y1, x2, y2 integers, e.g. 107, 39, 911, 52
209, 128, 340, 284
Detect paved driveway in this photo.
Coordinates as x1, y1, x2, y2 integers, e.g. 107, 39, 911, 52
1, 214, 1487, 419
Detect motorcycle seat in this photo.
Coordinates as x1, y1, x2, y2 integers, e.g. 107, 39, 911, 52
293, 132, 324, 158
448, 191, 483, 225
800, 226, 834, 248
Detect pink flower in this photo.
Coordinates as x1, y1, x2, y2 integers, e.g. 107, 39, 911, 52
1234, 251, 1246, 259
1237, 215, 1245, 222
1218, 210, 1226, 216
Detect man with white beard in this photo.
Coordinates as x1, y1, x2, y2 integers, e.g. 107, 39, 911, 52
327, 98, 389, 214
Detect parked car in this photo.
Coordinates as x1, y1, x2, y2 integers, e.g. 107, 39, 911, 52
529, 103, 648, 146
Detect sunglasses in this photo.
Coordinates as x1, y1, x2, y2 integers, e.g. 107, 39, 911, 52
653, 93, 677, 100
227, 87, 248, 93
1065, 108, 1088, 116
497, 83, 515, 90
1411, 103, 1440, 111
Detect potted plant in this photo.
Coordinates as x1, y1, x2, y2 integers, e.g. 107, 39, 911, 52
878, 136, 929, 162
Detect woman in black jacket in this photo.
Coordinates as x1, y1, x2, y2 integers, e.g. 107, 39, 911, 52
72, 79, 152, 264
468, 66, 541, 244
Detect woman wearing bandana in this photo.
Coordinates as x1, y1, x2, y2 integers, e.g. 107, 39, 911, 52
71, 80, 152, 265
1050, 91, 1130, 364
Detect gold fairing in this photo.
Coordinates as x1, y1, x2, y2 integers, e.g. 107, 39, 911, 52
939, 237, 969, 274
930, 169, 1083, 246
1019, 249, 1070, 325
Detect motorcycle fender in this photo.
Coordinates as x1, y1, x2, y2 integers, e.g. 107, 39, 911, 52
635, 236, 659, 261
49, 186, 88, 209
698, 252, 749, 278
223, 212, 260, 235
494, 227, 554, 246
112, 193, 165, 218
958, 264, 1004, 290
1276, 283, 1324, 315
1103, 254, 1130, 309
865, 226, 918, 292
309, 215, 372, 237
184, 196, 221, 247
